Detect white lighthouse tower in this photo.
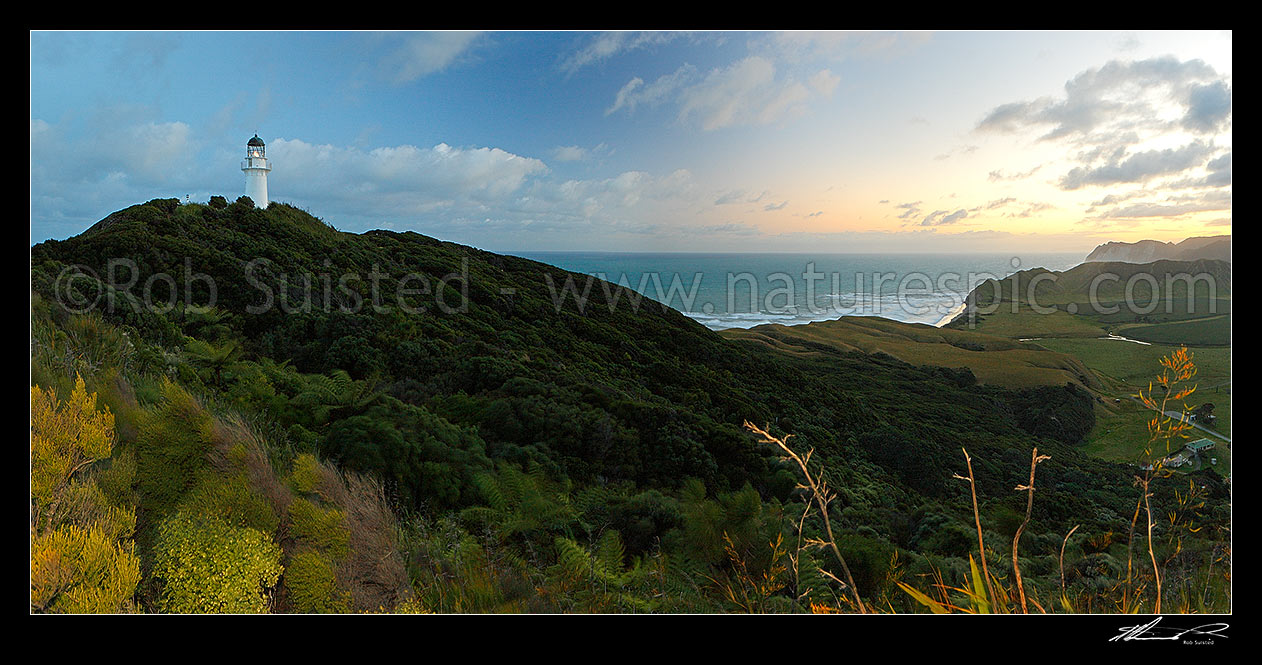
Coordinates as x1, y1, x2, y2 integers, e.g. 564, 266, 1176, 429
241, 134, 271, 209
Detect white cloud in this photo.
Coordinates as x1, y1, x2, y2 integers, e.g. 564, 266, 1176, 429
607, 57, 839, 131
552, 145, 588, 162
271, 139, 547, 204
381, 32, 482, 83
606, 65, 697, 116
560, 31, 686, 75
977, 56, 1230, 143
757, 31, 932, 63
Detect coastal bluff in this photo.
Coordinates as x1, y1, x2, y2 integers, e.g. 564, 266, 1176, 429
1085, 235, 1230, 264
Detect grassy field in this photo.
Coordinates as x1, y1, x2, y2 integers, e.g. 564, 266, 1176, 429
1080, 398, 1231, 466
1116, 314, 1232, 346
1032, 337, 1231, 472
1084, 296, 1230, 324
1031, 338, 1232, 391
721, 316, 1100, 389
950, 304, 1108, 339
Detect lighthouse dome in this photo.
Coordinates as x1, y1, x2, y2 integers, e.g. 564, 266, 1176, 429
247, 134, 266, 147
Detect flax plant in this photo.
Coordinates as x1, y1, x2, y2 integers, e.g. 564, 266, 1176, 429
1133, 345, 1198, 613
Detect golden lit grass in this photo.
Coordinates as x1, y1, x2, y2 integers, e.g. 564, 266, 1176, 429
721, 316, 1099, 390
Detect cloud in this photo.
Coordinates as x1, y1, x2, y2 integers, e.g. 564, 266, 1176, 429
973, 197, 1016, 211
560, 31, 686, 75
1088, 190, 1231, 220
1204, 151, 1232, 186
977, 56, 1229, 143
934, 144, 978, 161
31, 114, 197, 187
1183, 81, 1232, 133
894, 201, 922, 220
30, 113, 206, 239
757, 31, 932, 63
1058, 140, 1215, 190
921, 208, 968, 226
272, 139, 547, 203
808, 69, 840, 96
988, 165, 1042, 182
763, 200, 788, 211
696, 222, 761, 236
552, 145, 589, 162
381, 32, 482, 83
714, 189, 774, 206
608, 57, 839, 131
606, 65, 697, 116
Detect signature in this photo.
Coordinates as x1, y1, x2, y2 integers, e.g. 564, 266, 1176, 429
1111, 617, 1230, 642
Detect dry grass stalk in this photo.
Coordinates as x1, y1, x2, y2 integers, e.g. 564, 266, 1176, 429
953, 447, 996, 611
744, 421, 866, 613
1012, 446, 1050, 614
1059, 524, 1080, 603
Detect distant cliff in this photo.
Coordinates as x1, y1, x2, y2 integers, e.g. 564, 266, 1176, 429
1085, 235, 1230, 263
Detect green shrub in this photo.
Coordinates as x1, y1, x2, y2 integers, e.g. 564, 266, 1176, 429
135, 381, 214, 519
287, 497, 350, 558
152, 513, 283, 613
283, 551, 350, 613
290, 453, 323, 495
180, 472, 280, 535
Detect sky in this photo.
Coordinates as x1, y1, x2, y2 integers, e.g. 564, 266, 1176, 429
30, 30, 1231, 254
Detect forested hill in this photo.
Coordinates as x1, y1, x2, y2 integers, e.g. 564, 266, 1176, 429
30, 197, 1231, 613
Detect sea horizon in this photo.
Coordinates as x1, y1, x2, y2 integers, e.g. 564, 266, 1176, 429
509, 250, 1085, 330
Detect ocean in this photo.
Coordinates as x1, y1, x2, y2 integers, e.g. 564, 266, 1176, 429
509, 252, 1085, 330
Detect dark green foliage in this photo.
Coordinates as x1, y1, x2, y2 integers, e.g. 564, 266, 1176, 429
134, 381, 214, 523
1008, 383, 1096, 445
30, 200, 1232, 612
320, 398, 491, 510
861, 426, 949, 496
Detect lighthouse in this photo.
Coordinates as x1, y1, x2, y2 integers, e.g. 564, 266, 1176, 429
241, 134, 271, 209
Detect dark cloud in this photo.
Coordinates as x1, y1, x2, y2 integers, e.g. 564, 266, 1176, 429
1183, 81, 1232, 133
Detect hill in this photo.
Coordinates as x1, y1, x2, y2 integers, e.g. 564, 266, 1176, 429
951, 257, 1231, 345
1084, 235, 1230, 263
29, 197, 1231, 613
720, 316, 1100, 390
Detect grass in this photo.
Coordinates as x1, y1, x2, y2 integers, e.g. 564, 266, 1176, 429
1117, 314, 1232, 346
1030, 338, 1231, 391
1031, 338, 1231, 470
951, 304, 1107, 339
721, 315, 1100, 390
